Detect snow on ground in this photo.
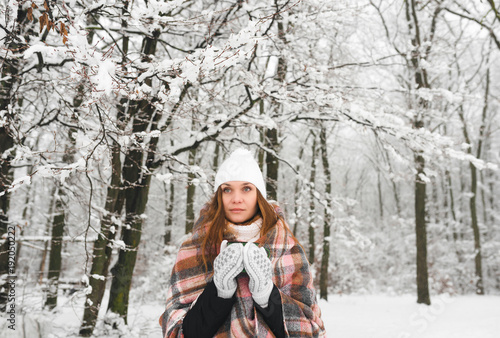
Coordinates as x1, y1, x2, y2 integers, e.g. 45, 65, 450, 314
1, 293, 499, 337
321, 294, 500, 338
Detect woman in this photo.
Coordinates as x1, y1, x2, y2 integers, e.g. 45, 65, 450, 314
161, 148, 325, 337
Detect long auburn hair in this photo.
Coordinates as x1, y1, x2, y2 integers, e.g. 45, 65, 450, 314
200, 187, 284, 269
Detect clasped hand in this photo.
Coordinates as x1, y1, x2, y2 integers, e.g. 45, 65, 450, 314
213, 240, 274, 308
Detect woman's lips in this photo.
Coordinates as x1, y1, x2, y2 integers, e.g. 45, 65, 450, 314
230, 208, 244, 212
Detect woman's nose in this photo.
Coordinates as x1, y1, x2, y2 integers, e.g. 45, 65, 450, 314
232, 192, 243, 203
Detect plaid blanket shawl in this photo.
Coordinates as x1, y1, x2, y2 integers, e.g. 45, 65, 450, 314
161, 207, 326, 337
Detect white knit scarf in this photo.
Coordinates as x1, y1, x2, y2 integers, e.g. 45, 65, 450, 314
226, 217, 263, 242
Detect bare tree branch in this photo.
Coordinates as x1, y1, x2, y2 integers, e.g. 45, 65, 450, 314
444, 7, 500, 50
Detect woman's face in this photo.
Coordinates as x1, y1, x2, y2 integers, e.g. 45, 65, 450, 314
221, 181, 259, 224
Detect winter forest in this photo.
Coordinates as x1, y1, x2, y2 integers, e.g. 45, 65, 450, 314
1, 0, 500, 337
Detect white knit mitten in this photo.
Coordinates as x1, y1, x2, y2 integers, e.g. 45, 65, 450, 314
243, 242, 274, 308
213, 240, 244, 299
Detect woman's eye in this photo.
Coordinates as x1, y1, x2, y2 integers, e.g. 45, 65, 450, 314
243, 186, 251, 192
223, 188, 231, 193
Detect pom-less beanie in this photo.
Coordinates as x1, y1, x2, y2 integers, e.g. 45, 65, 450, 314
214, 148, 267, 198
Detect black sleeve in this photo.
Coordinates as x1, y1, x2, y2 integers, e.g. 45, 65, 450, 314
254, 284, 286, 338
182, 280, 235, 338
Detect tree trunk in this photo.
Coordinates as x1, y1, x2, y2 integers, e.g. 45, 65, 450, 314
38, 185, 57, 285
319, 126, 332, 300
264, 13, 287, 202
442, 169, 453, 241
80, 137, 125, 336
488, 178, 495, 227
415, 153, 430, 305
479, 170, 488, 229
107, 174, 151, 321
44, 186, 65, 310
107, 107, 157, 321
80, 5, 136, 333
164, 141, 178, 245
185, 147, 197, 234
0, 130, 13, 234
403, 0, 439, 306
15, 171, 34, 264
164, 180, 173, 245
258, 101, 266, 171
458, 101, 487, 295
445, 171, 457, 228
81, 24, 129, 336
0, 5, 26, 313
107, 28, 161, 322
45, 87, 79, 310
468, 161, 484, 294
0, 127, 13, 312
308, 136, 317, 265
292, 178, 301, 236
213, 142, 221, 172
377, 168, 384, 219
430, 177, 439, 224
292, 142, 307, 236
265, 128, 279, 201
474, 64, 490, 293
382, 147, 401, 217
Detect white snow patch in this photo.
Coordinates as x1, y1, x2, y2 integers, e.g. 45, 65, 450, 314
418, 173, 431, 184
95, 59, 116, 95
156, 173, 173, 184
91, 274, 106, 281
112, 240, 126, 250
321, 294, 500, 338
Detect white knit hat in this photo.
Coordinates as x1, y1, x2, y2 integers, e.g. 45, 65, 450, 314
214, 148, 266, 198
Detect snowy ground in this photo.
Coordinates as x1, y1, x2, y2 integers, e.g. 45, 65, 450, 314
1, 293, 499, 337
321, 294, 500, 338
